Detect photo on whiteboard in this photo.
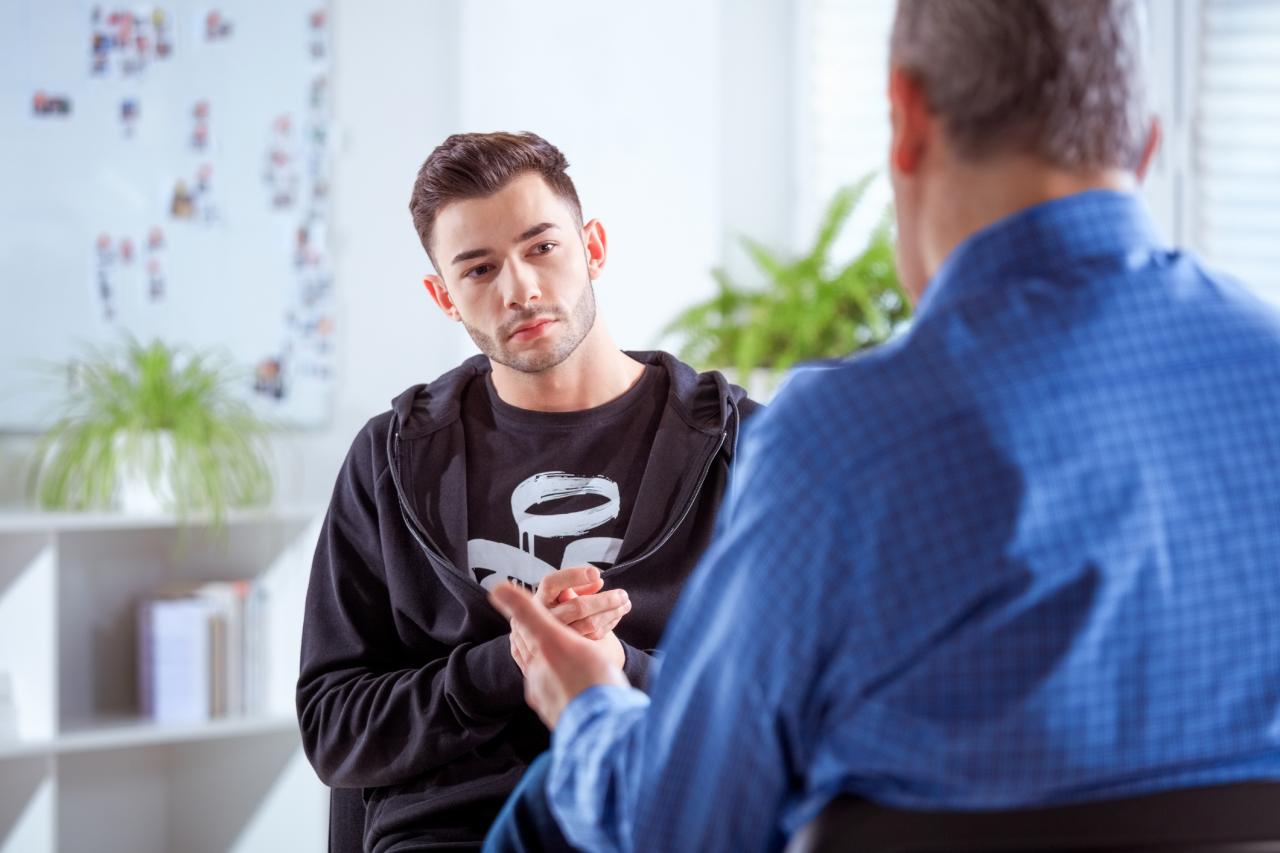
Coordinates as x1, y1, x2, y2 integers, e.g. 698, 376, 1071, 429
32, 91, 72, 117
93, 233, 116, 322
205, 9, 234, 41
254, 355, 288, 401
294, 222, 325, 269
191, 99, 211, 151
170, 180, 195, 220
308, 8, 328, 60
120, 97, 140, 137
169, 166, 218, 224
263, 114, 299, 209
309, 75, 327, 111
194, 164, 218, 222
154, 9, 174, 58
91, 30, 109, 75
146, 226, 166, 301
147, 258, 165, 301
312, 315, 334, 352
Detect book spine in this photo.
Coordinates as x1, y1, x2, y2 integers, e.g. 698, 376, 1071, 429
209, 613, 226, 718
137, 600, 155, 719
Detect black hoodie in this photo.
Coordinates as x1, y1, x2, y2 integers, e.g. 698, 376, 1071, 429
297, 351, 759, 851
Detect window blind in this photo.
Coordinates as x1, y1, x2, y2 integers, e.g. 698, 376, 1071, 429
1194, 0, 1280, 304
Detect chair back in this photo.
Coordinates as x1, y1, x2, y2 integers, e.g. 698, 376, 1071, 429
785, 782, 1280, 853
329, 787, 367, 853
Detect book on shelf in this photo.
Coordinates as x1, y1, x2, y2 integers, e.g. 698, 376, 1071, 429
136, 579, 271, 724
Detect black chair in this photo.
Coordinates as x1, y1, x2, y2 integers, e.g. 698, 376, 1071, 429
330, 787, 366, 853
785, 783, 1280, 853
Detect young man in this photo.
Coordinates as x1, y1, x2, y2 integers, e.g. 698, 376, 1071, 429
296, 131, 759, 851
487, 1, 1280, 851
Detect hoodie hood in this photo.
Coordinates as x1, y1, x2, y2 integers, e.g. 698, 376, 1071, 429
390, 350, 745, 444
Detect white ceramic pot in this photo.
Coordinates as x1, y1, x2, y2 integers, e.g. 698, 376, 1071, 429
115, 430, 177, 515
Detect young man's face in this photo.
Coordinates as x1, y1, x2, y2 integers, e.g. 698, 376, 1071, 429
423, 172, 606, 374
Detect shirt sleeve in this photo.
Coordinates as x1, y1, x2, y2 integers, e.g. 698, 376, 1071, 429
548, 685, 651, 852
545, 386, 852, 852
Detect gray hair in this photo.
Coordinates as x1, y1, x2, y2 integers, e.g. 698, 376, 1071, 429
890, 0, 1149, 170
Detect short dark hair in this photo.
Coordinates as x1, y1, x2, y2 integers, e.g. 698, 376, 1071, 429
408, 131, 584, 269
891, 0, 1149, 170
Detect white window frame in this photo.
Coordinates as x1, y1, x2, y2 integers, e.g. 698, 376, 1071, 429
1143, 0, 1201, 249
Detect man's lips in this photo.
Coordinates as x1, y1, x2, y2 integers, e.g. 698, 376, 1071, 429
508, 318, 556, 341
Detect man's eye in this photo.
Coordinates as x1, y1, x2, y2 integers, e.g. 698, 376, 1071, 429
465, 264, 493, 279
533, 242, 556, 254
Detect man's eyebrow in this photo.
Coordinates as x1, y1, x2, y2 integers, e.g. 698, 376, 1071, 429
516, 222, 557, 243
450, 223, 559, 266
451, 247, 492, 266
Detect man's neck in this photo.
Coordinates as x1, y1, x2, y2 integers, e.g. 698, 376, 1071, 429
922, 156, 1139, 279
489, 323, 645, 413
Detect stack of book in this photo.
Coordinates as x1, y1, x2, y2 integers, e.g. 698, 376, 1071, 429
136, 580, 270, 723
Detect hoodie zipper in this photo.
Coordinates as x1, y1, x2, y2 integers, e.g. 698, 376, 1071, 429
608, 427, 726, 573
388, 425, 457, 572
610, 396, 737, 573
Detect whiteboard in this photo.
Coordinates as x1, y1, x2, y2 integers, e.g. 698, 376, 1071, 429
0, 1, 333, 430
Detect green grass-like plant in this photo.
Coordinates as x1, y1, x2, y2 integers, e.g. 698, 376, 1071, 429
662, 173, 913, 378
28, 337, 274, 523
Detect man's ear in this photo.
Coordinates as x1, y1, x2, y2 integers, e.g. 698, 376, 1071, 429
888, 66, 930, 176
423, 274, 461, 321
1135, 116, 1162, 184
582, 219, 607, 281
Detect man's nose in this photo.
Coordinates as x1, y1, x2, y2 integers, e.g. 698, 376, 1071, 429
501, 260, 542, 309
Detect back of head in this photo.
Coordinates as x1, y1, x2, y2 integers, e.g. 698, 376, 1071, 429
891, 0, 1149, 170
408, 131, 583, 270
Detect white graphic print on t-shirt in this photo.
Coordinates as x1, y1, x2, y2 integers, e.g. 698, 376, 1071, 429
468, 471, 624, 591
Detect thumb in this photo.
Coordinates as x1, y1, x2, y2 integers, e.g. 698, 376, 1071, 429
559, 575, 605, 603
537, 565, 599, 605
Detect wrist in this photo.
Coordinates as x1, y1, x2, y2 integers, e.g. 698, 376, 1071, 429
602, 632, 625, 670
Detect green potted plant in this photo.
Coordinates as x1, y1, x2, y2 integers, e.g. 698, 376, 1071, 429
28, 337, 274, 523
662, 173, 912, 392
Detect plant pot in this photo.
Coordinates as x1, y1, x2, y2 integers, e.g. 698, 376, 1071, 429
115, 430, 177, 515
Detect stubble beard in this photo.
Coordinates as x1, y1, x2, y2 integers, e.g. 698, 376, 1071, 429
462, 280, 597, 375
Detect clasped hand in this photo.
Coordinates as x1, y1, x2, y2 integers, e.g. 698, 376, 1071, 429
494, 566, 629, 727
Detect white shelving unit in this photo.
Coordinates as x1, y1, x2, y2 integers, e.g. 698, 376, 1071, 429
0, 507, 329, 853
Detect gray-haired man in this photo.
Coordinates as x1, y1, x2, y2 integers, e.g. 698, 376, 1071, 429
484, 1, 1280, 850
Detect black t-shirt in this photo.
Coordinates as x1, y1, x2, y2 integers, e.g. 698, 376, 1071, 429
461, 364, 668, 591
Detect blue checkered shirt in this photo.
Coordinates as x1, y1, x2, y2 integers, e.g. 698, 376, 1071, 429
546, 190, 1280, 852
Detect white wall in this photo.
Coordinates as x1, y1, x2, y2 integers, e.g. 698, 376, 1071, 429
453, 0, 725, 354
721, 0, 798, 282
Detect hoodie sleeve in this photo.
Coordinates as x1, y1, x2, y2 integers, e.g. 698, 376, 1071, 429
620, 642, 658, 691
296, 421, 525, 789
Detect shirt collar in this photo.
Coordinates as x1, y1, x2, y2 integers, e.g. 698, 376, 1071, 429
913, 189, 1166, 321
